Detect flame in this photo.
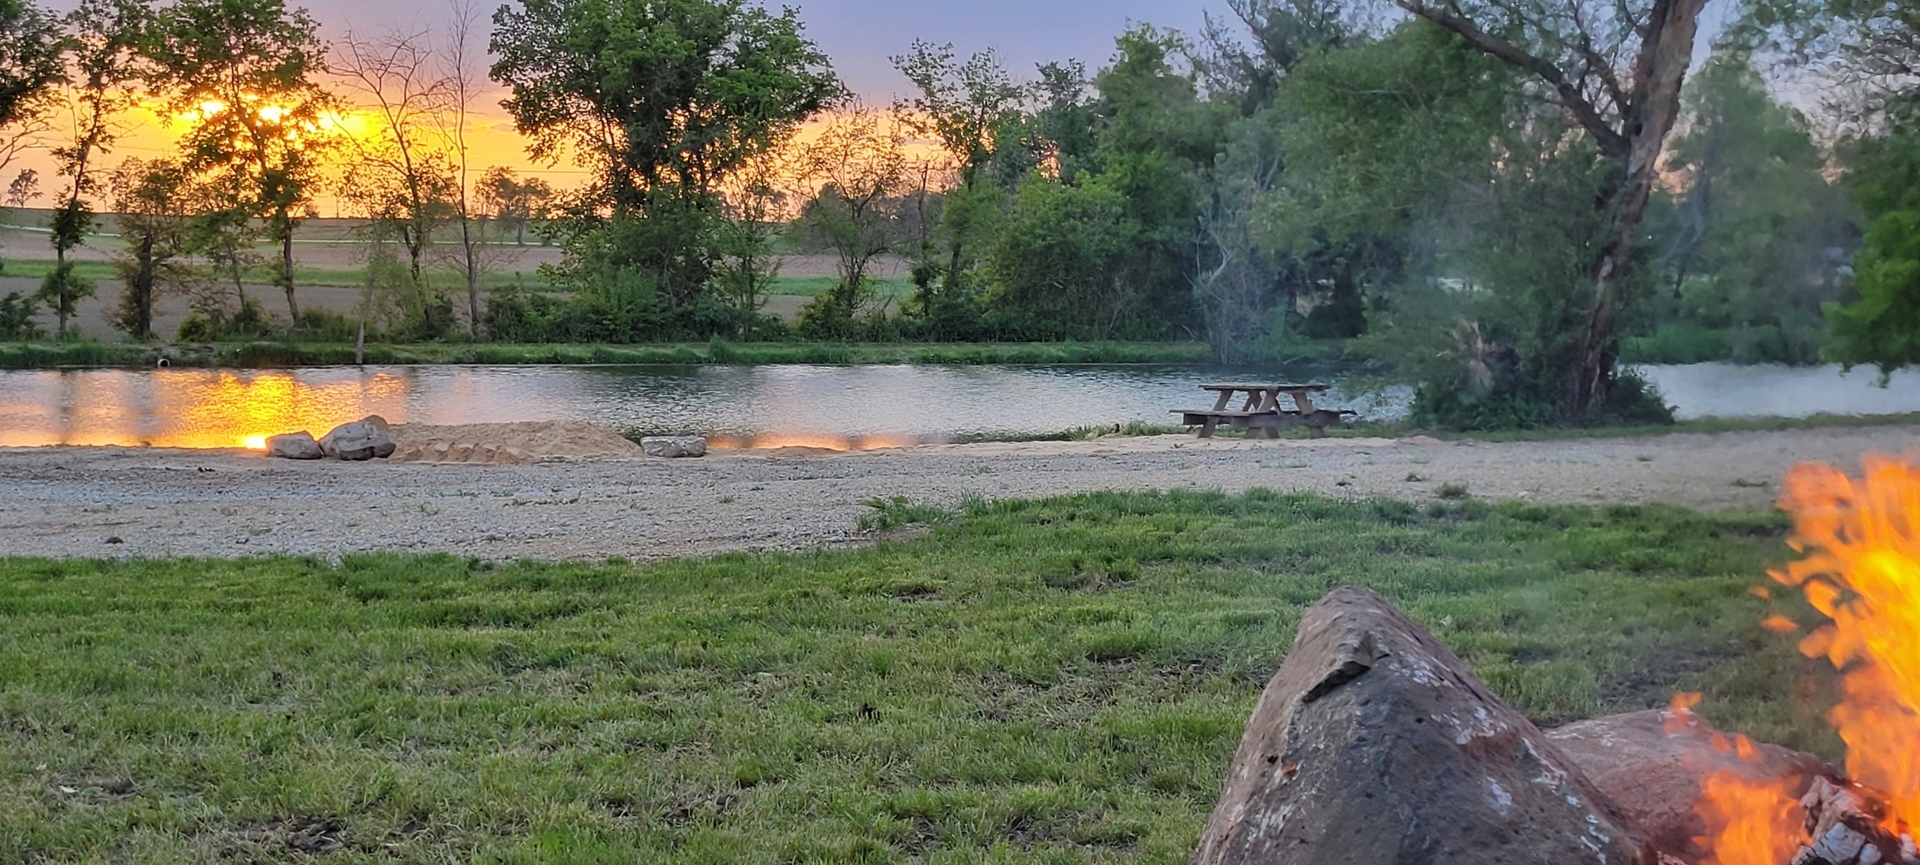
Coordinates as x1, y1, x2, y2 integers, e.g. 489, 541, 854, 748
1694, 770, 1804, 865
1775, 457, 1920, 827
1692, 455, 1920, 863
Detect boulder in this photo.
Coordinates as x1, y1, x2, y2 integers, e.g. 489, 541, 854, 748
641, 436, 707, 458
1547, 709, 1840, 863
1191, 586, 1657, 865
319, 415, 397, 461
266, 431, 323, 460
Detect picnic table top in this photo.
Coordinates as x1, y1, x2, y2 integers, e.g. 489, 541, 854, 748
1199, 382, 1330, 392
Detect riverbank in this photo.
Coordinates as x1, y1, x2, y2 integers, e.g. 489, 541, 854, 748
2, 424, 1905, 561
0, 339, 1216, 369
0, 487, 1818, 862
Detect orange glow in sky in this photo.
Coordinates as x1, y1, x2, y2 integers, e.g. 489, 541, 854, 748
15, 85, 581, 215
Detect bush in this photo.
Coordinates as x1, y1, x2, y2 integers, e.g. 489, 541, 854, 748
0, 291, 42, 340
291, 308, 361, 343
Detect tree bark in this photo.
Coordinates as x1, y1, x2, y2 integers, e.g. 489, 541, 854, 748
280, 221, 299, 320
1573, 0, 1707, 418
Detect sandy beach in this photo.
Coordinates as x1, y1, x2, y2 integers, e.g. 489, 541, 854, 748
2, 424, 1911, 561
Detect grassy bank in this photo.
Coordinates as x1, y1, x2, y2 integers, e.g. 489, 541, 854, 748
0, 490, 1824, 863
0, 259, 544, 292
0, 339, 1214, 370
0, 258, 907, 300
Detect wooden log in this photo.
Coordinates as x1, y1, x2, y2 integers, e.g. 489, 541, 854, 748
1791, 778, 1920, 865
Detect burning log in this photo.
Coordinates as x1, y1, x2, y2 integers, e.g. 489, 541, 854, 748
1792, 778, 1920, 865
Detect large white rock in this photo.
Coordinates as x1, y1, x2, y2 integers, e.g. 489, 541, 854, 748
641, 436, 707, 458
319, 415, 397, 461
266, 431, 324, 460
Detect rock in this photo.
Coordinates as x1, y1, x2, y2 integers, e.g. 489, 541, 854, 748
641, 436, 707, 458
319, 416, 397, 461
1190, 586, 1656, 865
266, 431, 324, 460
1547, 709, 1840, 863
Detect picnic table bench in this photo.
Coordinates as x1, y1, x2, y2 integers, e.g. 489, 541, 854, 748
1173, 383, 1352, 439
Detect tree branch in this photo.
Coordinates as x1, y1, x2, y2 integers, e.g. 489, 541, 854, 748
1394, 0, 1629, 157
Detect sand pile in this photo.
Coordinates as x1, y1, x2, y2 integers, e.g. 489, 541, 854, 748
388, 420, 646, 464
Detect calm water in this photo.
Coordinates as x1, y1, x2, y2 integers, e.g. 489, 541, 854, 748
0, 362, 1914, 450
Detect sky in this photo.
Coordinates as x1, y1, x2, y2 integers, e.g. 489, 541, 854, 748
15, 0, 1735, 209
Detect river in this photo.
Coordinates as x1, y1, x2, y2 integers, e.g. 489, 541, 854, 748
0, 361, 1914, 450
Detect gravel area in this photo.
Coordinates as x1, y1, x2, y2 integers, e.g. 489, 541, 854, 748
1, 426, 1913, 561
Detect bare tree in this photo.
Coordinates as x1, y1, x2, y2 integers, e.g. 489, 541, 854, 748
333, 25, 458, 335
437, 0, 486, 336
798, 104, 911, 297
1392, 0, 1709, 417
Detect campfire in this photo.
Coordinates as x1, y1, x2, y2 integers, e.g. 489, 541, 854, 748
1188, 454, 1920, 865
1692, 457, 1920, 865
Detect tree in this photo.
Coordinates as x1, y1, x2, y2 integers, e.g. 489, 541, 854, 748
989, 175, 1137, 338
476, 166, 551, 245
1739, 1, 1919, 373
1825, 123, 1920, 374
1196, 0, 1358, 114
42, 0, 147, 339
5, 167, 34, 207
794, 105, 910, 337
439, 0, 487, 336
0, 0, 62, 182
1740, 0, 1918, 120
490, 0, 842, 337
107, 158, 195, 340
710, 149, 787, 333
1084, 26, 1226, 338
891, 41, 1024, 293
146, 0, 334, 320
1393, 0, 1711, 420
334, 25, 459, 337
1657, 51, 1854, 363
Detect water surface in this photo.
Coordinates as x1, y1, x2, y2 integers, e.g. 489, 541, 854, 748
1, 362, 1912, 450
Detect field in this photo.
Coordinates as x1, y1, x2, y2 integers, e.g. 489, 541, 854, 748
0, 490, 1828, 863
0, 225, 911, 340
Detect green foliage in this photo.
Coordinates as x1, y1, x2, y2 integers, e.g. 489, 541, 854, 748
144, 0, 333, 316
32, 262, 94, 336
0, 492, 1829, 862
987, 174, 1137, 339
1646, 52, 1852, 365
491, 0, 841, 341
0, 290, 40, 339
0, 0, 63, 132
1826, 123, 1920, 375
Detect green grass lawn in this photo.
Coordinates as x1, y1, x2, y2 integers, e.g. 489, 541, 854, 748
0, 490, 1826, 863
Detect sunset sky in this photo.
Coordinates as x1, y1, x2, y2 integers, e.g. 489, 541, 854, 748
14, 0, 1213, 210
13, 0, 1734, 212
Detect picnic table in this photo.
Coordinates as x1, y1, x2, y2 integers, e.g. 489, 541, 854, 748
1172, 382, 1350, 439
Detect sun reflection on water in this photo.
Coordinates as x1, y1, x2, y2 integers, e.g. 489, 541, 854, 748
0, 370, 414, 450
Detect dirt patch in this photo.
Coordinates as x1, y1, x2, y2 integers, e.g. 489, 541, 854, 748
389, 420, 645, 464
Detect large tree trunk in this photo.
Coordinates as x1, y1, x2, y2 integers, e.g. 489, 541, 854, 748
1572, 0, 1707, 418
280, 222, 299, 320
461, 218, 480, 338
1396, 0, 1709, 421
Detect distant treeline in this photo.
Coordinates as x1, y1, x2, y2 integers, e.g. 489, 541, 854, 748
0, 0, 1914, 429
